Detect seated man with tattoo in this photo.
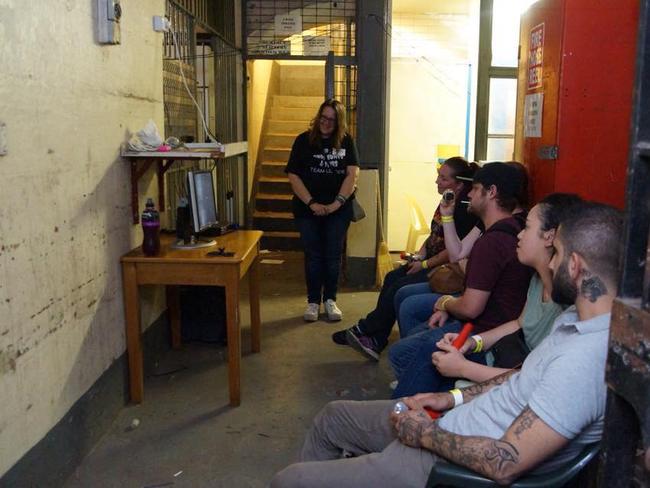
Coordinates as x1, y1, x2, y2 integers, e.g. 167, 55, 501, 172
270, 202, 622, 488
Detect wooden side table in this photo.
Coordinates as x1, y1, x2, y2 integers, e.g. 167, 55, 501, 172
120, 230, 263, 406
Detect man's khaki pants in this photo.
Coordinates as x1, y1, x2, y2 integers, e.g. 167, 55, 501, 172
269, 400, 437, 488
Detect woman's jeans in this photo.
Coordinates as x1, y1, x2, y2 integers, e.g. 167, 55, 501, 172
296, 210, 351, 304
389, 320, 486, 398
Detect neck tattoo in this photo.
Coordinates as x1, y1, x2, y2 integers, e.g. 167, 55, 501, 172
580, 272, 608, 303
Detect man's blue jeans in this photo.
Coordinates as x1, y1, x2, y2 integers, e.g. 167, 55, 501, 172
394, 286, 441, 336
296, 209, 351, 304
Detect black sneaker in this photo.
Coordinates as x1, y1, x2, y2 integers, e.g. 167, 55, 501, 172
332, 326, 356, 345
346, 327, 381, 361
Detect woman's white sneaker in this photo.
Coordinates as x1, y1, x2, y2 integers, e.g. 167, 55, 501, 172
324, 299, 343, 321
303, 303, 320, 322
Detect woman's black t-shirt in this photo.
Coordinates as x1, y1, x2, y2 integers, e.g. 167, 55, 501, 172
285, 131, 359, 218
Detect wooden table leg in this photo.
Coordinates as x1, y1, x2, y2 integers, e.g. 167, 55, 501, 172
249, 255, 261, 353
226, 274, 241, 406
166, 285, 181, 349
122, 262, 144, 403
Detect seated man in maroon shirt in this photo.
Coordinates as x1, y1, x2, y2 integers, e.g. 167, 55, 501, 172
387, 162, 534, 397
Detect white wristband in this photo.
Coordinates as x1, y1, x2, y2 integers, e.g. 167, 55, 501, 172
450, 388, 464, 407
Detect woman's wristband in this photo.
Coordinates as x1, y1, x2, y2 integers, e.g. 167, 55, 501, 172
471, 335, 483, 353
421, 259, 428, 270
335, 194, 347, 205
441, 215, 454, 224
449, 388, 464, 407
307, 198, 316, 207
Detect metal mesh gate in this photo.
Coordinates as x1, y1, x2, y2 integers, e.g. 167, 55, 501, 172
245, 0, 356, 57
163, 1, 197, 141
332, 63, 357, 138
162, 0, 245, 230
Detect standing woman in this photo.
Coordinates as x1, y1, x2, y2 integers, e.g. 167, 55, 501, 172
286, 99, 360, 322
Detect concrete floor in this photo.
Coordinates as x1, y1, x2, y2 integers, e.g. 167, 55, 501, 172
64, 252, 396, 488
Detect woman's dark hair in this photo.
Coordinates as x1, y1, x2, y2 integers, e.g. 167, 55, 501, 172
443, 156, 479, 191
506, 161, 530, 209
308, 99, 348, 149
537, 193, 583, 232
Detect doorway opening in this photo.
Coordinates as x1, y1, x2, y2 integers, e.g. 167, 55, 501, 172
387, 0, 481, 251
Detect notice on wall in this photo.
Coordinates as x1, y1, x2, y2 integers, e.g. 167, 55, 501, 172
524, 92, 544, 137
248, 40, 291, 55
528, 23, 544, 90
275, 12, 302, 36
303, 36, 331, 56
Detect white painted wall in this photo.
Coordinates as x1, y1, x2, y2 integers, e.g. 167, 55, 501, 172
387, 5, 480, 250
0, 0, 166, 476
387, 59, 469, 250
347, 170, 379, 259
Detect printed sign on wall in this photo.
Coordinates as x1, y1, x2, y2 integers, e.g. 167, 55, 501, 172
303, 36, 331, 56
248, 40, 291, 55
528, 23, 544, 90
275, 12, 302, 36
524, 92, 544, 137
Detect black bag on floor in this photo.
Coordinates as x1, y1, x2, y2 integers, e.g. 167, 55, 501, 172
180, 286, 227, 344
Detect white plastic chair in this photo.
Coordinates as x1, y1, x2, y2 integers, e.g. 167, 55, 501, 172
404, 195, 430, 254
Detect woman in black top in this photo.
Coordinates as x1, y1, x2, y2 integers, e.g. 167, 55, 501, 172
285, 99, 360, 322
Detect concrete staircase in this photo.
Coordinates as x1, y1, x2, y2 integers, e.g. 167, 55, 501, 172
254, 65, 324, 250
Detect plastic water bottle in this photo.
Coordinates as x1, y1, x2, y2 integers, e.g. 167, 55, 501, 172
393, 401, 409, 414
141, 198, 160, 256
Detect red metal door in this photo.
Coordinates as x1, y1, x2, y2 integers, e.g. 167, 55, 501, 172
553, 0, 637, 208
516, 0, 637, 207
515, 0, 564, 204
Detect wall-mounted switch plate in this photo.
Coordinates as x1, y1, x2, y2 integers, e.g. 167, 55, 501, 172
97, 0, 121, 44
153, 16, 171, 32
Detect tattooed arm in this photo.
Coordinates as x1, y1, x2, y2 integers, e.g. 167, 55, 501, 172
394, 406, 569, 485
459, 369, 518, 403
401, 369, 518, 413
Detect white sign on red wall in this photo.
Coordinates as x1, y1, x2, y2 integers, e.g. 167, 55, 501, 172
528, 23, 544, 90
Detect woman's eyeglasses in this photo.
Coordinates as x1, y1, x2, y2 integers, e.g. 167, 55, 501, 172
320, 115, 336, 123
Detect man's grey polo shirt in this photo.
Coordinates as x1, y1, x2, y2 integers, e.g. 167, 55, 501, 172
438, 307, 610, 473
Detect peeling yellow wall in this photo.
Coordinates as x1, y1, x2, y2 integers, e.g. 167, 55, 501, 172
0, 0, 166, 476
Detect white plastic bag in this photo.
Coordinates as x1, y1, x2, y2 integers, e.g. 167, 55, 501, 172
127, 120, 164, 151
137, 120, 163, 147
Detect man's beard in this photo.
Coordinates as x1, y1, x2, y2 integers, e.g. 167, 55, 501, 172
551, 259, 578, 305
467, 199, 481, 217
